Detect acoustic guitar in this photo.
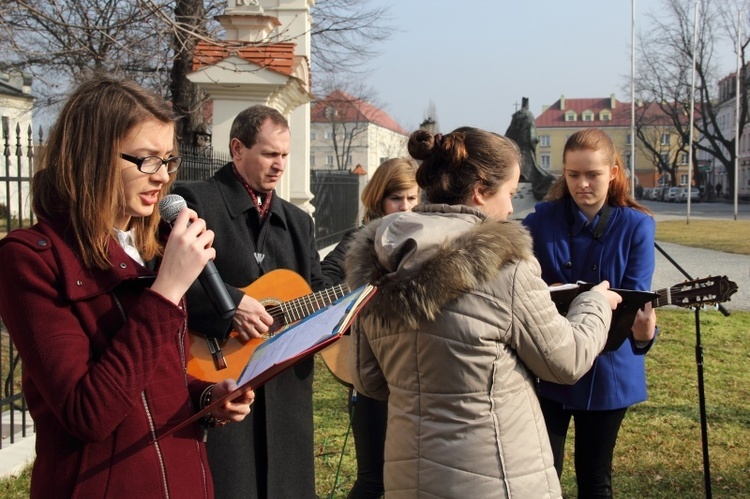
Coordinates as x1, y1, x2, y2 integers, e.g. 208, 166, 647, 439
552, 275, 738, 351
187, 269, 349, 383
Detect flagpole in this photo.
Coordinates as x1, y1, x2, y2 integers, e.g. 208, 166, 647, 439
631, 0, 636, 196
687, 1, 700, 224
734, 11, 741, 221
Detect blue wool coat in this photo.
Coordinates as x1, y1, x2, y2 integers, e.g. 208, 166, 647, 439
523, 199, 656, 410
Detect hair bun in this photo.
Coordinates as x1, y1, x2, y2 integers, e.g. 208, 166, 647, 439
408, 129, 438, 160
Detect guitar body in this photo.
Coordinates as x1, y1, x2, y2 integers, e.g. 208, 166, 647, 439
187, 269, 312, 383
319, 336, 353, 387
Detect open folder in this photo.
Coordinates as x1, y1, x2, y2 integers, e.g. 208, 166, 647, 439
158, 283, 376, 441
549, 282, 658, 352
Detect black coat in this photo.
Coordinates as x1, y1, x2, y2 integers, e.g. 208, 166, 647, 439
173, 163, 330, 499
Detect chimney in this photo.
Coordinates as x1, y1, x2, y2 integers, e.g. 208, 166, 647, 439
610, 93, 616, 109
560, 95, 565, 110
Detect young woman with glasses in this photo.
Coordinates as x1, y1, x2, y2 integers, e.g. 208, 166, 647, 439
0, 75, 254, 498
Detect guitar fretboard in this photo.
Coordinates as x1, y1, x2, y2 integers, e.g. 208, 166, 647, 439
280, 284, 350, 324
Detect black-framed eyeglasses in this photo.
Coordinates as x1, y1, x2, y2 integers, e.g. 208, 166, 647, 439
120, 153, 183, 174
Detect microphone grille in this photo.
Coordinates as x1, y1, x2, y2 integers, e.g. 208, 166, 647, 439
159, 194, 187, 223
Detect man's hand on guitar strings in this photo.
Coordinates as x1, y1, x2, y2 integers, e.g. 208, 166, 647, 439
233, 295, 273, 340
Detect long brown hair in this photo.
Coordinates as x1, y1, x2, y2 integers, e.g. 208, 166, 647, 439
33, 75, 178, 269
359, 157, 419, 224
408, 127, 520, 205
545, 128, 651, 214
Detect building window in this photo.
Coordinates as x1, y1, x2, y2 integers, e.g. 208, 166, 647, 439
680, 152, 688, 165
539, 135, 550, 147
310, 131, 316, 140
379, 157, 388, 164
324, 131, 333, 139
660, 152, 669, 164
565, 111, 577, 122
680, 173, 689, 185
346, 155, 353, 166
582, 111, 593, 121
540, 154, 551, 171
626, 153, 631, 168
660, 134, 671, 146
626, 134, 632, 145
326, 155, 334, 165
600, 111, 612, 121
310, 155, 315, 166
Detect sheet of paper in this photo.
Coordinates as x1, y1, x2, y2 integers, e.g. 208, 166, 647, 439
237, 296, 353, 385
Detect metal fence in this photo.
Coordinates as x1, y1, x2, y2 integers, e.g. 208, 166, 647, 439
1, 120, 36, 449
310, 169, 359, 249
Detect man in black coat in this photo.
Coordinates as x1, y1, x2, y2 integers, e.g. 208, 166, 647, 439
173, 105, 331, 499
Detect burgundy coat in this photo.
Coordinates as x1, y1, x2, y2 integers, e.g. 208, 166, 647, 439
0, 219, 214, 498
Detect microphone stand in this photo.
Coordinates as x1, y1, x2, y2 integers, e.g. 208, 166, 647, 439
654, 242, 730, 499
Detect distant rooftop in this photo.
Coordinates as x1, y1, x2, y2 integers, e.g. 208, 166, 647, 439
536, 95, 687, 128
311, 90, 408, 135
0, 72, 33, 99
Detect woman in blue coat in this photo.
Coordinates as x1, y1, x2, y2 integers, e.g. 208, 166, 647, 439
523, 128, 657, 498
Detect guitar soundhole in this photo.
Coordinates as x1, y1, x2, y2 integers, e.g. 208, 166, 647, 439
263, 300, 287, 336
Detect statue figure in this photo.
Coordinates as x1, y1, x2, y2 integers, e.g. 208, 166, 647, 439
505, 97, 556, 200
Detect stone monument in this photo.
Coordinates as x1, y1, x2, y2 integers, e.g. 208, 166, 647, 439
504, 97, 556, 219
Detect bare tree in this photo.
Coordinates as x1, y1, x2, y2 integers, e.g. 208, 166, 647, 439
0, 0, 392, 145
309, 0, 392, 88
633, 102, 691, 187
0, 1, 175, 108
312, 87, 377, 170
635, 0, 750, 193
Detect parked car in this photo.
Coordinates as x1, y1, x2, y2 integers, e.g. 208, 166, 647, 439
666, 186, 682, 202
677, 187, 700, 203
650, 187, 663, 201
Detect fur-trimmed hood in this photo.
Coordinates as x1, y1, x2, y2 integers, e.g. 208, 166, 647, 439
345, 204, 534, 329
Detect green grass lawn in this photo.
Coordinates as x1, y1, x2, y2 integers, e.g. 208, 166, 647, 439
5, 314, 749, 499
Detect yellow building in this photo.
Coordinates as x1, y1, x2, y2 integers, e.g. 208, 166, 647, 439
535, 94, 686, 188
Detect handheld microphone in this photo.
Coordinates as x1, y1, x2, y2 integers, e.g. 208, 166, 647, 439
159, 194, 237, 320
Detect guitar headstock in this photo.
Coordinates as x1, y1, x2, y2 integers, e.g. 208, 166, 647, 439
661, 275, 739, 309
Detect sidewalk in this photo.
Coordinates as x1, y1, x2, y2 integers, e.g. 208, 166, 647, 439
0, 410, 35, 479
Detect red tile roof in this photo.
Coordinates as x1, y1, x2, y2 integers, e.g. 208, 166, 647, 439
535, 96, 690, 128
311, 90, 408, 135
535, 97, 631, 127
192, 41, 296, 75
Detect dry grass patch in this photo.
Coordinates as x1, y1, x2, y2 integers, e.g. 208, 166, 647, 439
656, 220, 750, 255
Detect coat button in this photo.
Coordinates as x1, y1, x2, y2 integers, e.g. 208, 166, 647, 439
564, 261, 572, 269
76, 280, 83, 286
120, 263, 127, 269
591, 264, 598, 271
37, 239, 47, 247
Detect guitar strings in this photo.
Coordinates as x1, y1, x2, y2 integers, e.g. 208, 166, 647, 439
261, 284, 350, 324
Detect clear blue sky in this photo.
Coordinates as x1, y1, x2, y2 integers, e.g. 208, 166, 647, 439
363, 0, 736, 135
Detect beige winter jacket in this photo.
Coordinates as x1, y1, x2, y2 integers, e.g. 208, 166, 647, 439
345, 204, 612, 499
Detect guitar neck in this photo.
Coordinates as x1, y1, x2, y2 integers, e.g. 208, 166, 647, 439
281, 283, 351, 324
